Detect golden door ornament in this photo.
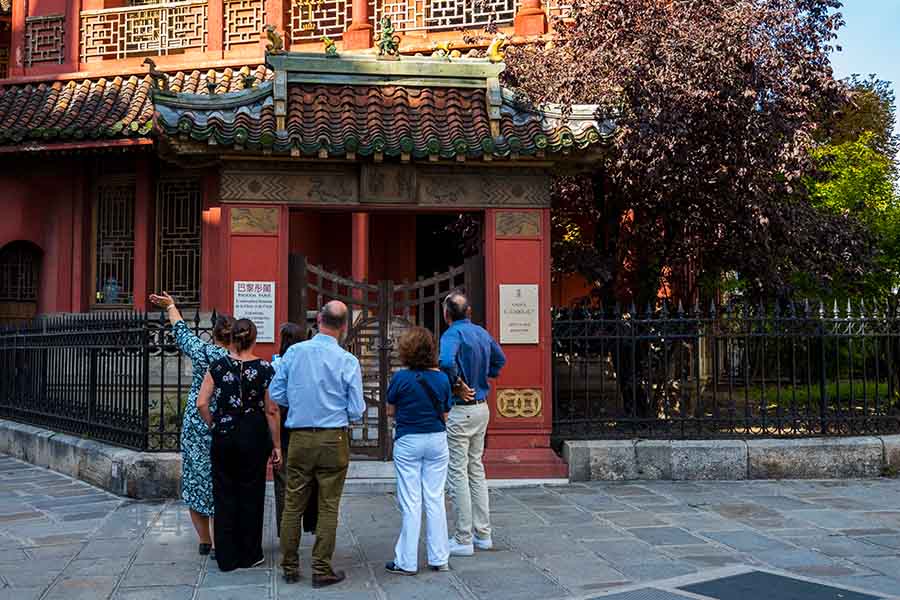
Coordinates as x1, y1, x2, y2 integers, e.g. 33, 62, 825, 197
496, 389, 542, 418
297, 0, 324, 30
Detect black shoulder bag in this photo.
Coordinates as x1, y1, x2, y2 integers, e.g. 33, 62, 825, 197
415, 373, 447, 424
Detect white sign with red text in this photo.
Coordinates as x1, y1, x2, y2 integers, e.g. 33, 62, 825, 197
233, 281, 276, 343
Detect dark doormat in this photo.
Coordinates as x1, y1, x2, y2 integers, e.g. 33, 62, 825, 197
591, 590, 696, 600
679, 571, 882, 600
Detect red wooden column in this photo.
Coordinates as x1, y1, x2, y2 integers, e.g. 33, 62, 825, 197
200, 172, 223, 312
482, 208, 567, 478
132, 159, 153, 311
514, 0, 548, 37
207, 0, 225, 59
343, 0, 373, 51
351, 212, 370, 282
224, 203, 289, 360
9, 0, 25, 76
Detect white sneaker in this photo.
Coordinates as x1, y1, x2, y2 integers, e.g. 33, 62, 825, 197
473, 536, 493, 551
448, 538, 474, 557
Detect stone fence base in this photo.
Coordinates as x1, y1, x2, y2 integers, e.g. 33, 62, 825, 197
0, 420, 181, 499
564, 436, 900, 482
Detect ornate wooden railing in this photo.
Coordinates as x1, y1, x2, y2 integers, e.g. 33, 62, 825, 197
224, 0, 265, 50
80, 0, 207, 62
77, 0, 570, 62
288, 0, 571, 44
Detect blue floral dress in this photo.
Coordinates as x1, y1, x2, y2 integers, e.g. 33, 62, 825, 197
174, 320, 228, 516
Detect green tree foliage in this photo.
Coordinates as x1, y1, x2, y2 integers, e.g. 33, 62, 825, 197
806, 77, 900, 295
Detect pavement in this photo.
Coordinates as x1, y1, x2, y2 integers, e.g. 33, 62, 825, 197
1, 454, 900, 600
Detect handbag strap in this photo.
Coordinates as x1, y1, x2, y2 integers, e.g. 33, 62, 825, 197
415, 373, 446, 424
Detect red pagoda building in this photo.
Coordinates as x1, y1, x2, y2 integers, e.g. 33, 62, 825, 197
0, 0, 611, 477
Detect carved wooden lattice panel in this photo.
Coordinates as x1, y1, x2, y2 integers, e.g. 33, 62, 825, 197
0, 47, 8, 79
94, 177, 136, 306
156, 179, 202, 306
224, 0, 264, 49
81, 1, 207, 61
289, 0, 374, 43
25, 15, 65, 65
374, 0, 515, 33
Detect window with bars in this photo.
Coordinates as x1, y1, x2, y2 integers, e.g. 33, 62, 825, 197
94, 176, 136, 306
156, 178, 202, 306
0, 241, 42, 303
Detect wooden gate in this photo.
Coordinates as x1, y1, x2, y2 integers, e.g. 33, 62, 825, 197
288, 254, 484, 460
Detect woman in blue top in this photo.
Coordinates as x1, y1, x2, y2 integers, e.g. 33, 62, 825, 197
150, 292, 232, 558
385, 327, 453, 576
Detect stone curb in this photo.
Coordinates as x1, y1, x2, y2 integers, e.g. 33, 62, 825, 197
0, 419, 181, 499
565, 435, 900, 481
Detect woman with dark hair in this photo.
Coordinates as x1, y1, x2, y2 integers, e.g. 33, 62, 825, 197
149, 292, 231, 558
385, 327, 453, 576
197, 318, 282, 572
272, 322, 318, 536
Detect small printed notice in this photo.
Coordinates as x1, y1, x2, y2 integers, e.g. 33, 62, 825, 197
233, 281, 276, 343
499, 284, 539, 344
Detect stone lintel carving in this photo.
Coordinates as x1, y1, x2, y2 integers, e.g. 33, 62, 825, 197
496, 388, 543, 418
417, 167, 551, 208
219, 165, 551, 208
230, 207, 279, 234
496, 211, 541, 237
221, 166, 359, 204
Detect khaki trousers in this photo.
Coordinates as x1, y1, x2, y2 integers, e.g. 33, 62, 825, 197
446, 402, 491, 545
279, 429, 350, 577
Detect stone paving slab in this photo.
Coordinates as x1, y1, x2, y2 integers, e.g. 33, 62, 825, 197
0, 454, 899, 599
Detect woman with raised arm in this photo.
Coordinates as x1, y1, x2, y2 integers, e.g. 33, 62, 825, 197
149, 292, 232, 558
197, 318, 282, 572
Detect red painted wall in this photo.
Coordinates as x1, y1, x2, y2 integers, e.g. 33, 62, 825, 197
225, 204, 289, 360
0, 159, 85, 313
369, 213, 415, 284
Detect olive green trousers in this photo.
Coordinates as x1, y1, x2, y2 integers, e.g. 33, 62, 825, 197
279, 429, 350, 577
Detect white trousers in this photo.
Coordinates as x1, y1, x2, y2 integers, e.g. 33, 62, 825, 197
393, 432, 450, 571
446, 402, 491, 544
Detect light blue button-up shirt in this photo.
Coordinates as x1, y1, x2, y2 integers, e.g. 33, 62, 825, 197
269, 333, 366, 428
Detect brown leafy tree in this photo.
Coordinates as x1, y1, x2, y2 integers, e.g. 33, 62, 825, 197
502, 0, 879, 306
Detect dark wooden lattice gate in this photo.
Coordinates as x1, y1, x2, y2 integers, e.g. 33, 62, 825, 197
288, 254, 484, 460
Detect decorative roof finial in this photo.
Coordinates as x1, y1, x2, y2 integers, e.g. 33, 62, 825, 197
264, 24, 285, 55
487, 31, 509, 64
431, 40, 452, 59
377, 16, 401, 60
322, 36, 338, 57
142, 58, 168, 92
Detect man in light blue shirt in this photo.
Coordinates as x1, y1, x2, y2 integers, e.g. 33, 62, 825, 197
272, 301, 364, 588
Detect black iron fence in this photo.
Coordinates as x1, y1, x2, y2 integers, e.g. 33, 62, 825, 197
0, 311, 214, 451
5, 302, 900, 452
553, 301, 900, 440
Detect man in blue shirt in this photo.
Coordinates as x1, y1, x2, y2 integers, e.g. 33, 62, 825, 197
270, 301, 365, 588
439, 291, 506, 557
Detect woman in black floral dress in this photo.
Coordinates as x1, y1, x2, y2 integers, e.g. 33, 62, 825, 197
198, 318, 282, 572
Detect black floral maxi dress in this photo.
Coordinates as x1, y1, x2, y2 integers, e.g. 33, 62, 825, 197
208, 356, 276, 572
173, 321, 228, 516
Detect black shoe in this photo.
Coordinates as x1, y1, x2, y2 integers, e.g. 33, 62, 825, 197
385, 561, 417, 576
199, 543, 212, 556
312, 571, 347, 588
429, 564, 450, 572
282, 572, 301, 584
